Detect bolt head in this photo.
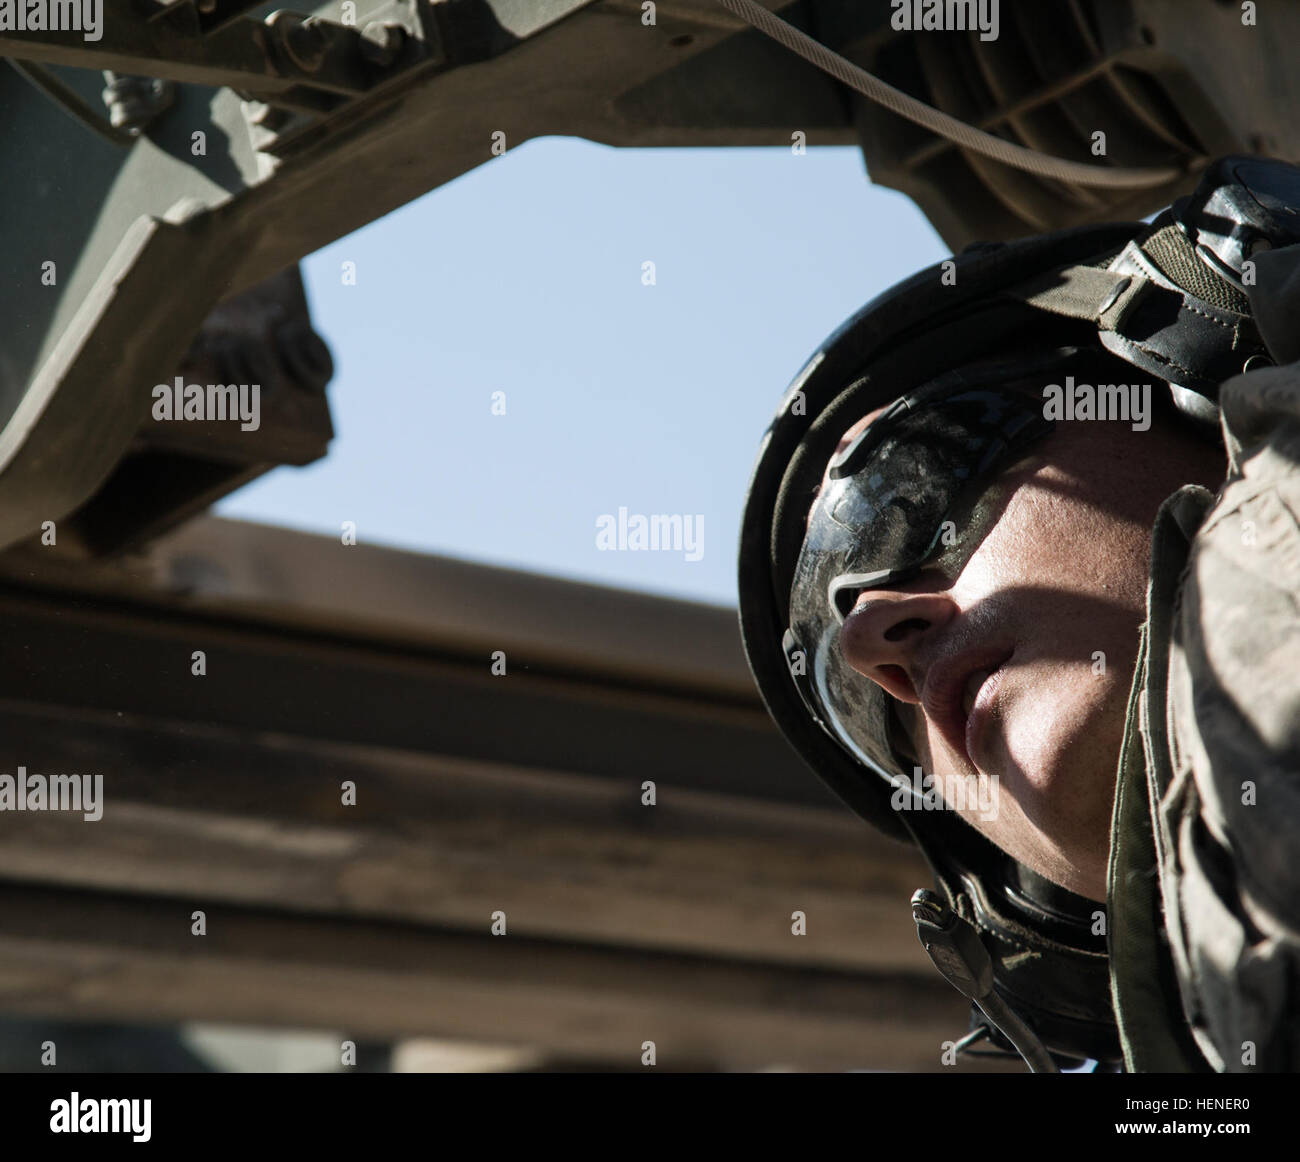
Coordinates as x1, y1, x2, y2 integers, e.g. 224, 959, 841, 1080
360, 22, 405, 67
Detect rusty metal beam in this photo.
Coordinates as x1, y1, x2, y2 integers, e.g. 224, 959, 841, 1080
0, 517, 1002, 1068
0, 880, 1002, 1070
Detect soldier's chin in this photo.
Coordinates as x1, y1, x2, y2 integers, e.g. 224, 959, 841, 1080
999, 684, 1126, 850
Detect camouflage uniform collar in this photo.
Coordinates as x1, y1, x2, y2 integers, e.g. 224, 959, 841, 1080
1106, 484, 1218, 1072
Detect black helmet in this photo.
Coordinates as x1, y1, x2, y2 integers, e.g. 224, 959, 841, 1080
736, 155, 1300, 1068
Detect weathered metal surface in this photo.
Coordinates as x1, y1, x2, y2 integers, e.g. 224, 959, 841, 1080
0, 518, 1000, 1068
0, 1, 847, 552
58, 265, 334, 557
0, 880, 1008, 1070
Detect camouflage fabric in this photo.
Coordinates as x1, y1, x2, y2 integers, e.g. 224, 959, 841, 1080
1109, 246, 1300, 1072
1109, 489, 1216, 1072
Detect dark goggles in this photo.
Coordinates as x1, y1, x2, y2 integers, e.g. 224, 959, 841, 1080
782, 359, 1063, 780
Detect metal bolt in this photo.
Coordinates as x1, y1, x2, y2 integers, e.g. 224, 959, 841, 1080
100, 72, 175, 134
276, 321, 334, 391
272, 13, 329, 74
360, 22, 406, 68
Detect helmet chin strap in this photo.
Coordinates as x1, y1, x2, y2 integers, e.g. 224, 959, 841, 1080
912, 890, 1059, 1073
904, 809, 1122, 1068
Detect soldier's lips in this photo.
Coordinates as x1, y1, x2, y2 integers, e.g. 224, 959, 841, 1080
922, 648, 1014, 770
961, 670, 988, 721
964, 658, 1012, 770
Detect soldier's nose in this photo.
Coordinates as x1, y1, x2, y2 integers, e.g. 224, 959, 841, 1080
839, 590, 955, 702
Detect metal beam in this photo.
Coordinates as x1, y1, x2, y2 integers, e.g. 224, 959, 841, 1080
0, 702, 929, 974
0, 1, 848, 549
0, 518, 1001, 1068
0, 881, 1000, 1071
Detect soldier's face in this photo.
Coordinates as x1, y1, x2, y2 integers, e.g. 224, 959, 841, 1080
816, 407, 1224, 901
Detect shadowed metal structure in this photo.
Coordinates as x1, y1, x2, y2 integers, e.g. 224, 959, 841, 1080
3, 1, 1299, 549
0, 516, 1021, 1070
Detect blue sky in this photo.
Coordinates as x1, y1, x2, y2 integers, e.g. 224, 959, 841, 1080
215, 137, 948, 607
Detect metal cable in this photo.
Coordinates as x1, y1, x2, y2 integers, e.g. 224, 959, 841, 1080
713, 0, 1187, 190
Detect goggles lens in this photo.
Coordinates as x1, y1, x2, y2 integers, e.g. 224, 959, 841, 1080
785, 383, 1054, 777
